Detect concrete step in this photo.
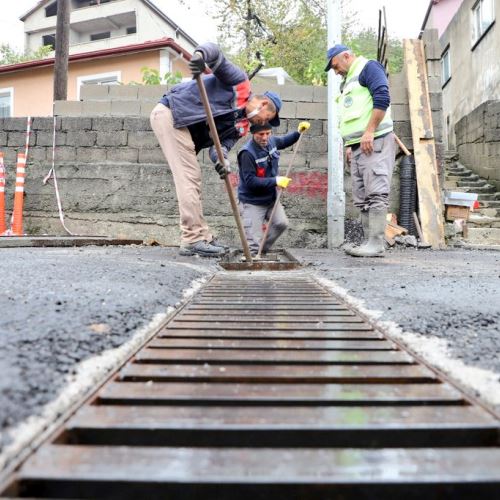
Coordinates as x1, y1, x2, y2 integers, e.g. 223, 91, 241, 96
467, 214, 500, 227
478, 193, 500, 201
445, 174, 479, 182
476, 207, 500, 217
460, 184, 496, 193
456, 179, 487, 188
465, 227, 500, 245
479, 200, 500, 209
446, 169, 472, 177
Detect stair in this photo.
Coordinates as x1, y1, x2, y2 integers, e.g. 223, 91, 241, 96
444, 156, 500, 246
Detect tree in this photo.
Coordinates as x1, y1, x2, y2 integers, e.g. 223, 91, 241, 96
208, 0, 402, 85
0, 44, 53, 66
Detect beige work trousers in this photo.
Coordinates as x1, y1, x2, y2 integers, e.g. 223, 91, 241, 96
150, 103, 213, 245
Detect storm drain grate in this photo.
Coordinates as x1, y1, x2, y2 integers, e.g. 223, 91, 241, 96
2, 271, 499, 499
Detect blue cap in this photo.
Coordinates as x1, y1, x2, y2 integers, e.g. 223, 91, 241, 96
264, 91, 281, 126
324, 44, 350, 71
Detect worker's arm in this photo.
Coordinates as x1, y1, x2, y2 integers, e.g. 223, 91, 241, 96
359, 60, 390, 155
274, 131, 300, 150
193, 42, 248, 86
239, 151, 277, 191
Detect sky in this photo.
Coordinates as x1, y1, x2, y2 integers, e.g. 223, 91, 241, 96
0, 0, 430, 52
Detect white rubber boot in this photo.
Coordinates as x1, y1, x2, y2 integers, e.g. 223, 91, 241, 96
346, 210, 386, 257
344, 211, 369, 253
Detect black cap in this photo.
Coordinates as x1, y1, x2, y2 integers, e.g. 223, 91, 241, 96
250, 122, 272, 134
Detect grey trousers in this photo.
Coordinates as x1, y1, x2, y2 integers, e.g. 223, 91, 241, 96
350, 132, 396, 211
239, 201, 289, 254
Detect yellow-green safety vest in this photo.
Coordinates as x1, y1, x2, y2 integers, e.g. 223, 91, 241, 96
337, 56, 393, 146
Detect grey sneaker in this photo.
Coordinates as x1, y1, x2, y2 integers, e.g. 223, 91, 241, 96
209, 238, 230, 250
179, 240, 227, 257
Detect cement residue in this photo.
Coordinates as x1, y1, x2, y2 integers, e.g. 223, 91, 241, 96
0, 246, 217, 465
316, 275, 500, 412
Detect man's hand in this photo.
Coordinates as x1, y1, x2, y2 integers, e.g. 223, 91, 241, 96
189, 51, 205, 78
298, 121, 310, 133
360, 130, 375, 155
214, 159, 230, 180
276, 176, 292, 189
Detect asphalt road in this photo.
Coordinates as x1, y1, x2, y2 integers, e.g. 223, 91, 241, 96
1, 245, 499, 458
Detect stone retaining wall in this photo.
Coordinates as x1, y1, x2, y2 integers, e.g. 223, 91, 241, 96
455, 100, 500, 190
1, 35, 443, 245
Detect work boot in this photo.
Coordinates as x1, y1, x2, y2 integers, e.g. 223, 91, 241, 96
346, 210, 387, 257
179, 240, 227, 257
344, 211, 369, 253
209, 238, 230, 251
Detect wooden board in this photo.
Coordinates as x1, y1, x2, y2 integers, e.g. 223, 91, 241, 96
404, 39, 446, 249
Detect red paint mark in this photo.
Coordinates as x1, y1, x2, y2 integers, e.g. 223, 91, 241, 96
226, 171, 328, 200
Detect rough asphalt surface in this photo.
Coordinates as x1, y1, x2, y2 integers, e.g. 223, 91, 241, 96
0, 246, 217, 453
0, 244, 499, 455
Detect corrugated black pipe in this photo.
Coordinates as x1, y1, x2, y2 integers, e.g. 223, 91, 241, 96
399, 155, 417, 235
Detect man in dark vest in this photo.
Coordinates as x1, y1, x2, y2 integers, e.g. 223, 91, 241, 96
235, 121, 310, 256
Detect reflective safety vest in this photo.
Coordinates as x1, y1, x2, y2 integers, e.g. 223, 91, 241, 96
338, 56, 393, 146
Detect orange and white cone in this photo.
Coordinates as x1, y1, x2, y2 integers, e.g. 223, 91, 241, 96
0, 152, 6, 235
11, 153, 27, 236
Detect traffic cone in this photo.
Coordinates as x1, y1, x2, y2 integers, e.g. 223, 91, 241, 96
0, 152, 6, 234
11, 153, 26, 236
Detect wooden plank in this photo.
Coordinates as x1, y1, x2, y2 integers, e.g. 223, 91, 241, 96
120, 363, 438, 383
148, 338, 395, 350
18, 445, 500, 499
135, 348, 414, 365
182, 310, 356, 317
98, 382, 465, 406
404, 38, 446, 249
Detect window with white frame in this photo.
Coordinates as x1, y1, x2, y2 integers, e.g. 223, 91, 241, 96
472, 0, 495, 45
0, 88, 14, 118
76, 72, 121, 100
441, 47, 451, 86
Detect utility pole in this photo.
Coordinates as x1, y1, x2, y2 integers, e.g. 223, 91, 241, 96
327, 0, 345, 247
53, 0, 70, 102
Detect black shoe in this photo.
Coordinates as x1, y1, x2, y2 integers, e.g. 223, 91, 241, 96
179, 240, 227, 257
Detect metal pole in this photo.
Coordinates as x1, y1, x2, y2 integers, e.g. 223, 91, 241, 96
327, 0, 345, 248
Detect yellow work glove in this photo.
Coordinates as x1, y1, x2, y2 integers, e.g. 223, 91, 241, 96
276, 176, 292, 189
298, 121, 311, 133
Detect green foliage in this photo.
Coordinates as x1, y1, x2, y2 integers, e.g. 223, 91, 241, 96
210, 0, 403, 85
128, 67, 183, 85
0, 44, 53, 66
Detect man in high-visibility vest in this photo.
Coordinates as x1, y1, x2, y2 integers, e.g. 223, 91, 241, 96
325, 44, 396, 257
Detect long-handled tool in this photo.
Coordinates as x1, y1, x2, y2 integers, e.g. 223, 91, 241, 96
194, 74, 253, 263
256, 132, 305, 259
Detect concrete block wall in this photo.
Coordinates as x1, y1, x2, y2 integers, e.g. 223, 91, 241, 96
455, 100, 500, 190
3, 55, 443, 245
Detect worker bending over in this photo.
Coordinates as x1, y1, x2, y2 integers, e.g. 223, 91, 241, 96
150, 42, 282, 257
229, 121, 310, 256
325, 44, 396, 257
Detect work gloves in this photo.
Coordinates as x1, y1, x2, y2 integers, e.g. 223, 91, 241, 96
276, 176, 292, 189
215, 159, 230, 180
189, 51, 206, 77
298, 121, 311, 133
